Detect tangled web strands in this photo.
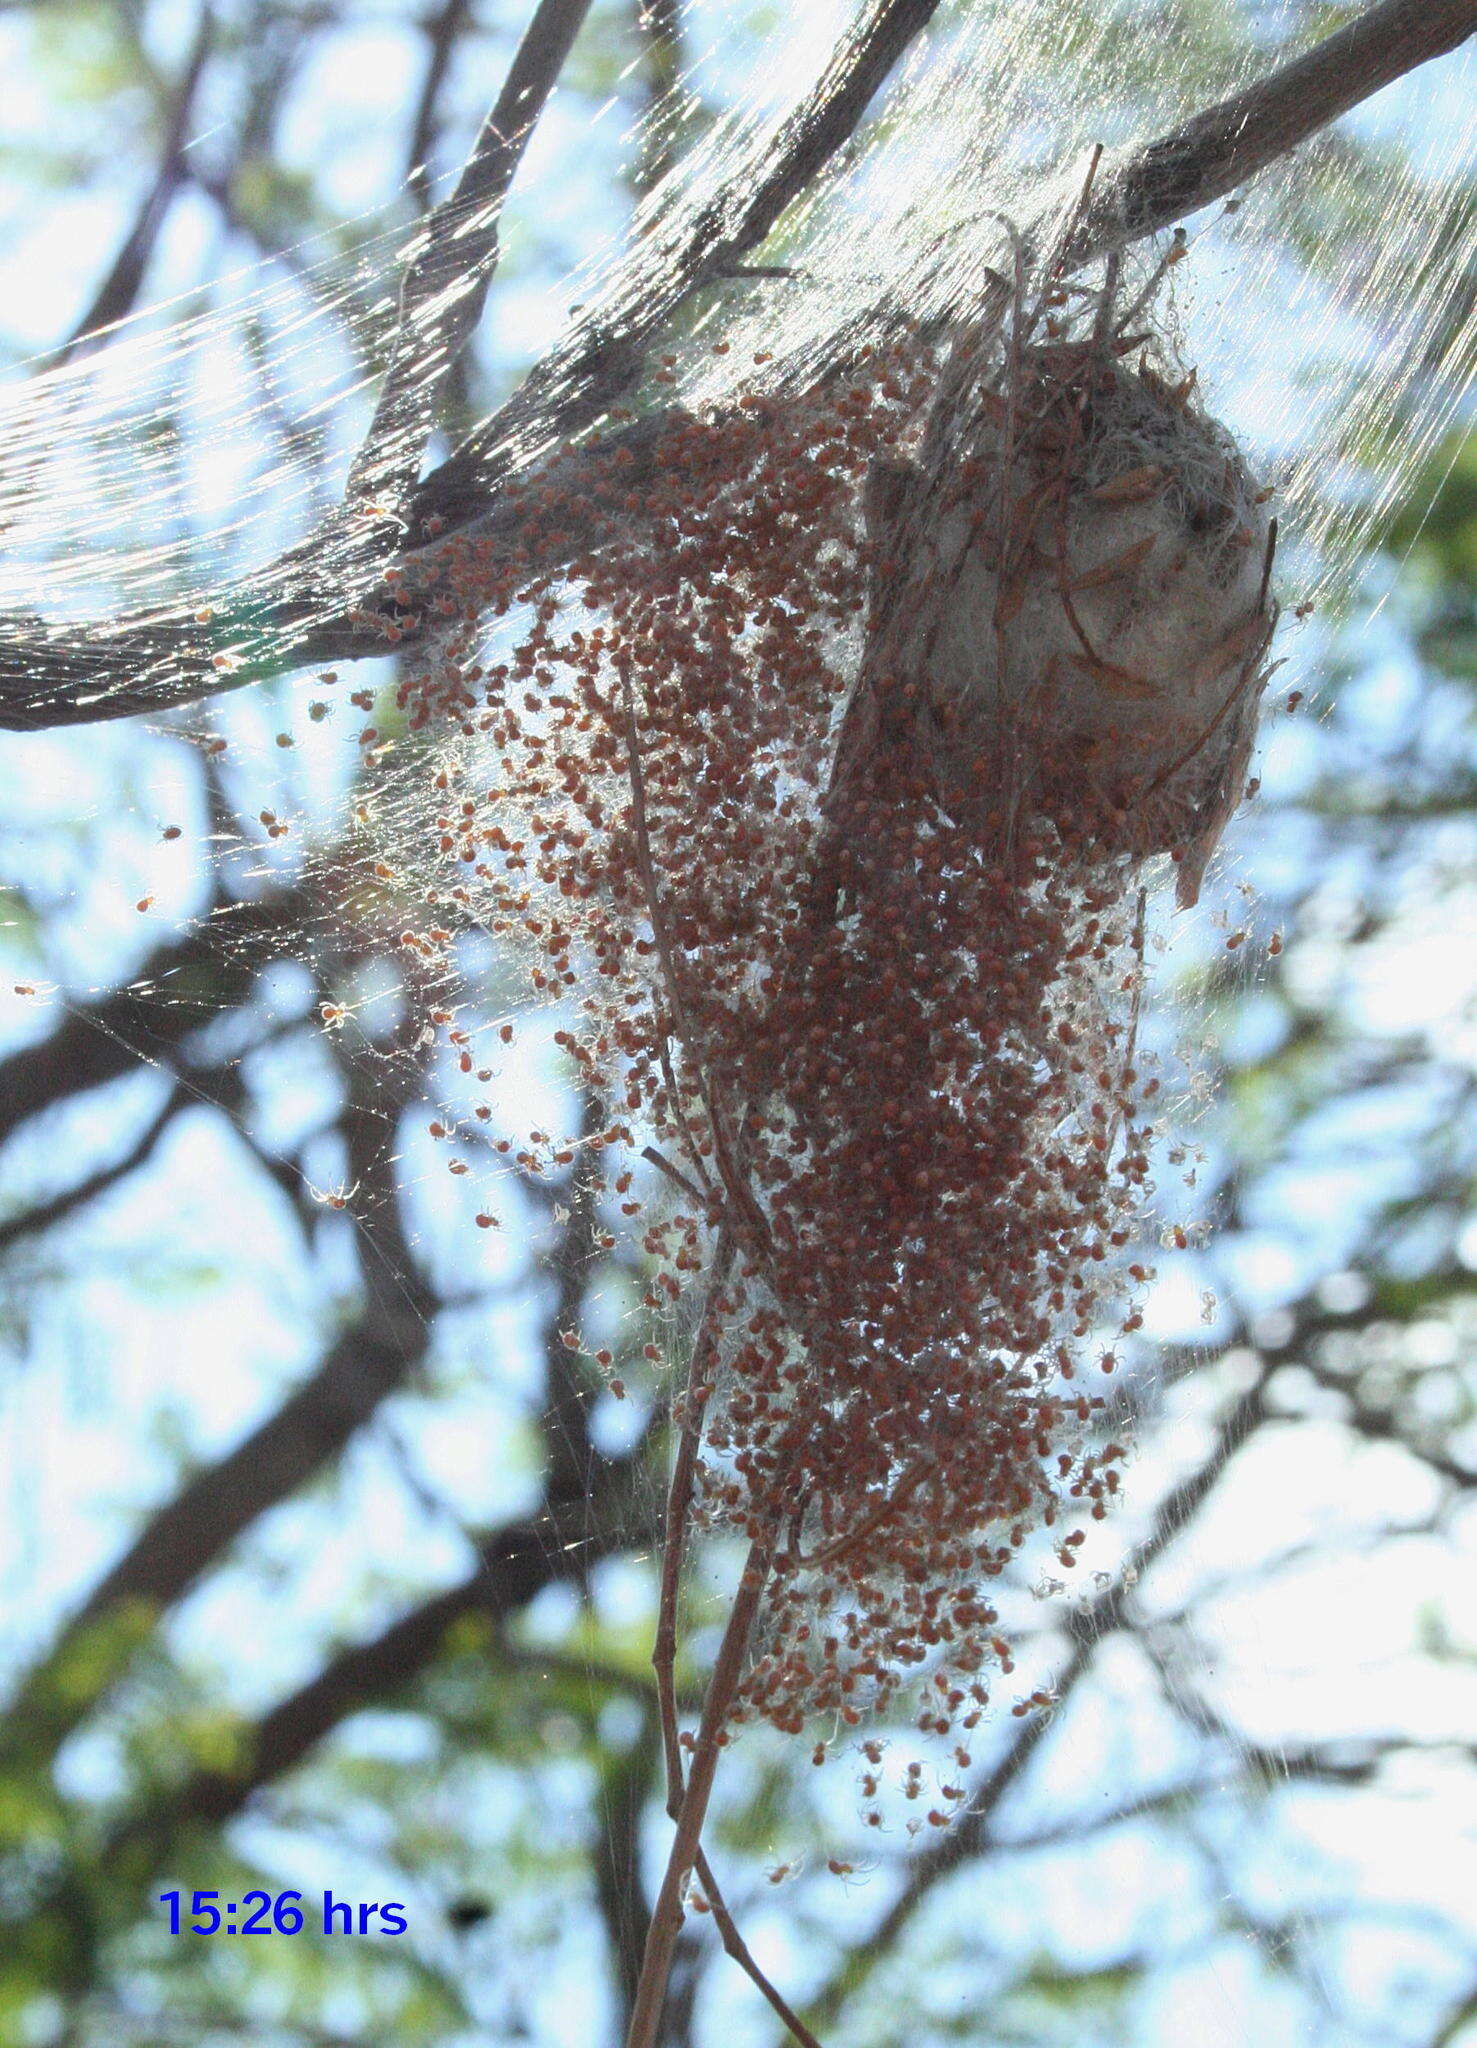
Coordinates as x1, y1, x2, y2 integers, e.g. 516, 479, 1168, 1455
2, 0, 1476, 1839
1, 0, 1475, 679
396, 257, 1269, 1734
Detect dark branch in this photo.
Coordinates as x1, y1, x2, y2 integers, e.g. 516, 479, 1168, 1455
57, 6, 215, 358
346, 0, 597, 511
0, 963, 442, 1769
0, 896, 308, 1145
88, 1466, 648, 1874
405, 0, 475, 207
1079, 0, 1477, 259
0, 1083, 183, 1255
413, 0, 947, 528
0, 1308, 434, 1769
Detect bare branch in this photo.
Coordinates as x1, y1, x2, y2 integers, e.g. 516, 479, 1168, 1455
0, 409, 675, 730
347, 0, 597, 512
0, 1305, 435, 1770
0, 1082, 183, 1254
0, 991, 441, 1770
96, 1466, 649, 1862
413, 0, 947, 528
1077, 0, 1477, 261
693, 1848, 825, 2048
627, 1527, 778, 2048
0, 896, 309, 1144
405, 0, 476, 207
56, 6, 215, 358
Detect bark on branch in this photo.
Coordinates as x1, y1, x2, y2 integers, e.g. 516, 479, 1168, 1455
1079, 0, 1477, 258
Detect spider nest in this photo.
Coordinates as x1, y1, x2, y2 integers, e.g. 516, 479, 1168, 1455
384, 249, 1277, 1764
829, 292, 1278, 908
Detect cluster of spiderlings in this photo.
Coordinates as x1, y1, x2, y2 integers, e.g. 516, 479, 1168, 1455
373, 331, 1157, 1753
712, 820, 1149, 1739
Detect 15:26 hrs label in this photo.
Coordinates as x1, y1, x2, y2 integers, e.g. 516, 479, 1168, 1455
159, 1889, 407, 1936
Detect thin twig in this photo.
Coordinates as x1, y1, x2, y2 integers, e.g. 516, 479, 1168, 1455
653, 1233, 737, 1814
405, 0, 474, 207
641, 1143, 709, 1207
57, 5, 215, 359
654, 1024, 717, 1202
693, 1847, 825, 2048
627, 1524, 779, 2048
783, 1454, 931, 1573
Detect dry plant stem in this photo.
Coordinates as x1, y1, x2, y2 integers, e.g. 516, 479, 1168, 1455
627, 1524, 781, 2048
653, 1230, 737, 1813
1026, 141, 1103, 338
692, 1847, 825, 2048
648, 1238, 823, 2048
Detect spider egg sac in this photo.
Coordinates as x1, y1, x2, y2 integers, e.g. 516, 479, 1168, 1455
846, 343, 1278, 904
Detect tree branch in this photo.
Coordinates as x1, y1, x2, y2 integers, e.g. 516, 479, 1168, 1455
405, 0, 475, 207
0, 896, 309, 1146
56, 5, 215, 359
412, 0, 947, 529
1077, 0, 1477, 260
0, 1309, 435, 1770
82, 1464, 648, 1877
0, 1082, 183, 1255
346, 0, 597, 512
0, 968, 441, 1769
